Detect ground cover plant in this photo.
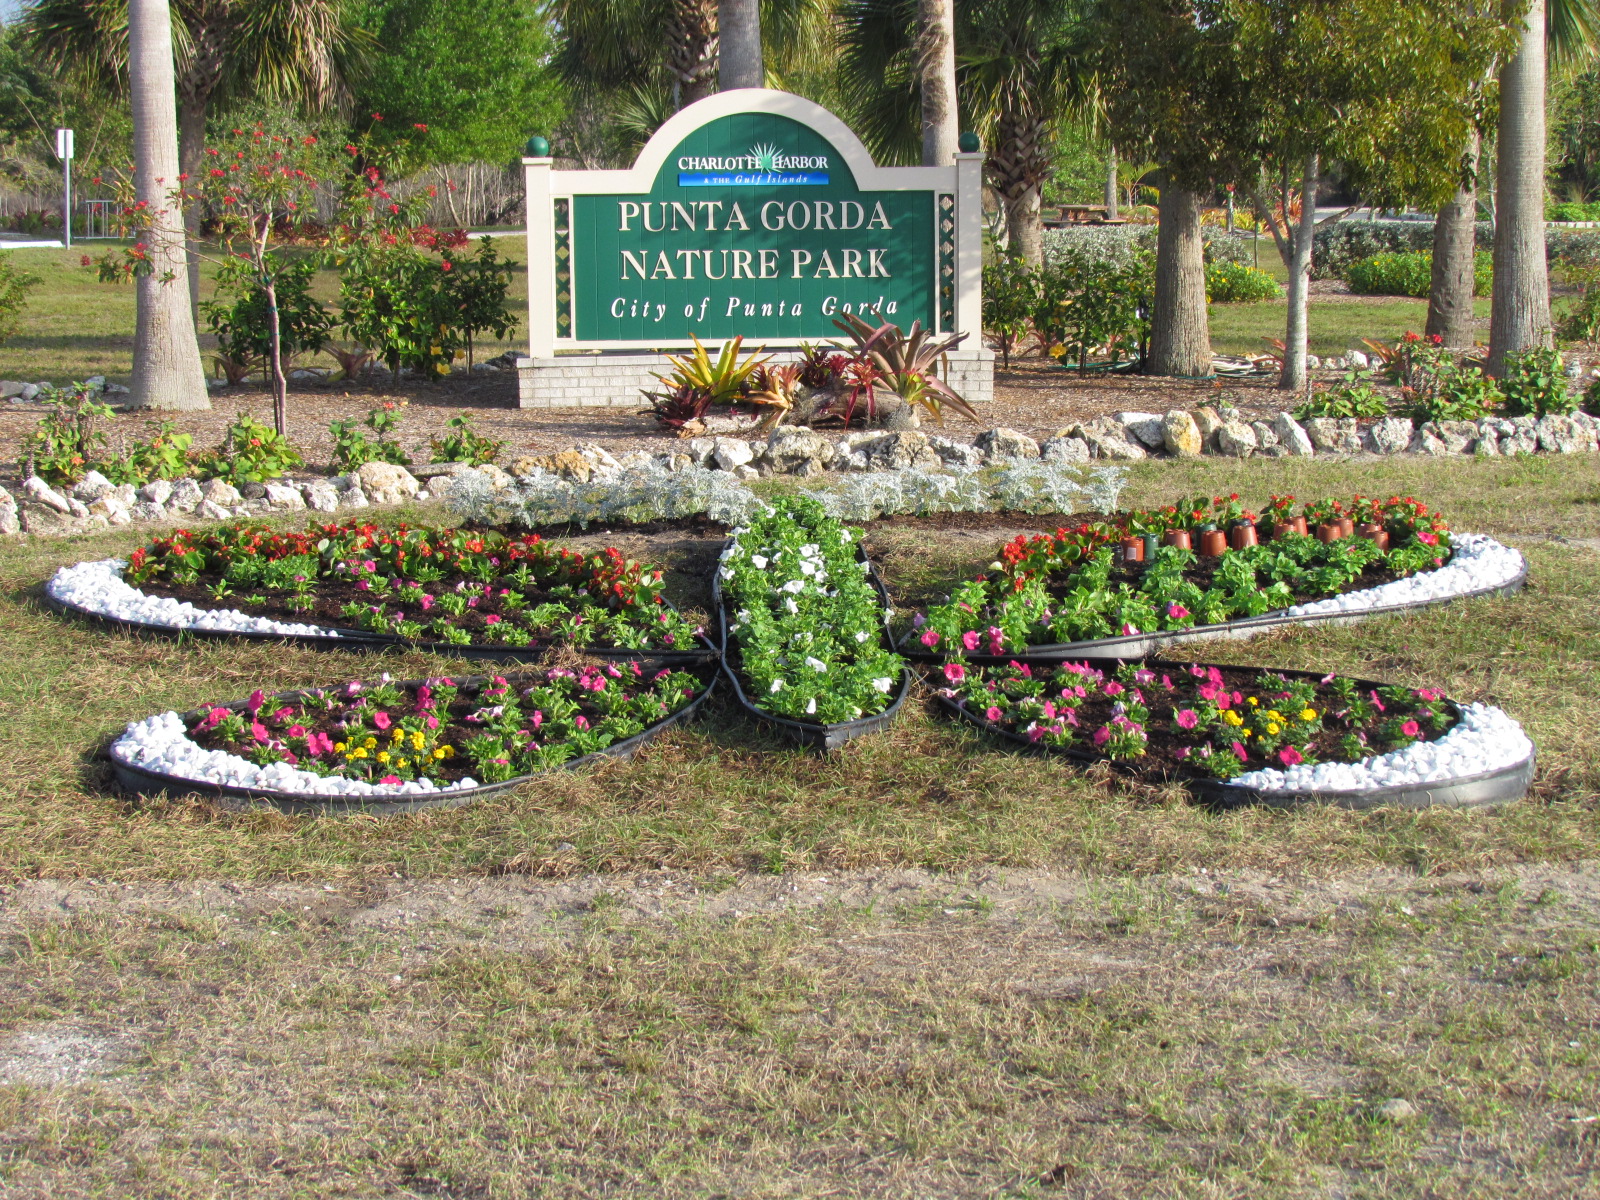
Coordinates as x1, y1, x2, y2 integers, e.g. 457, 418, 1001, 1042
183, 662, 707, 787
937, 659, 1456, 781
719, 495, 904, 723
914, 492, 1451, 653
118, 520, 702, 653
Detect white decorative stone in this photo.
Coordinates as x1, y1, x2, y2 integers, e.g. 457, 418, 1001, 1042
22, 476, 71, 514
712, 436, 755, 471
263, 483, 306, 510
138, 479, 173, 506
1272, 412, 1315, 456
1215, 420, 1258, 457
71, 470, 114, 501
46, 559, 343, 638
974, 427, 1041, 460
1113, 412, 1165, 450
1363, 417, 1413, 455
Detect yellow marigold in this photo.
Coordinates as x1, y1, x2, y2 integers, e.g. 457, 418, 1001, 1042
1266, 722, 1281, 736
377, 750, 390, 764
1300, 708, 1316, 721
334, 742, 346, 753
1246, 696, 1259, 707
1222, 710, 1244, 726
411, 732, 426, 751
432, 748, 446, 759
441, 745, 456, 758
352, 748, 367, 759
364, 737, 377, 749
396, 758, 408, 769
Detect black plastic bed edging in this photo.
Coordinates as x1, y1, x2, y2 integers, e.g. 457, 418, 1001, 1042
712, 539, 911, 752
44, 584, 719, 666
898, 561, 1528, 666
107, 664, 717, 816
931, 659, 1534, 810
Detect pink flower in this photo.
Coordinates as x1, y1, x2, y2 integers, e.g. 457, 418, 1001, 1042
286, 724, 307, 739
1167, 602, 1189, 620
1415, 688, 1442, 701
942, 662, 966, 684
425, 715, 439, 730
575, 715, 589, 730
921, 629, 942, 648
1174, 746, 1191, 760
1401, 720, 1421, 737
1189, 665, 1207, 678
373, 711, 391, 730
272, 706, 295, 723
306, 731, 334, 757
984, 706, 1003, 722
1278, 746, 1304, 766
379, 774, 401, 785
1371, 690, 1386, 712
962, 630, 981, 652
484, 614, 501, 624
1231, 741, 1249, 762
1418, 531, 1438, 546
1200, 682, 1220, 701
1161, 675, 1173, 690
1042, 701, 1057, 719
1064, 708, 1079, 727
1121, 622, 1140, 636
1176, 709, 1199, 730
250, 720, 270, 743
1104, 681, 1125, 697
362, 560, 377, 573
531, 711, 543, 729
419, 595, 434, 610
196, 706, 231, 731
245, 689, 265, 715
1092, 726, 1110, 746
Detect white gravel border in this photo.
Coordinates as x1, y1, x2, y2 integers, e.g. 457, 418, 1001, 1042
47, 559, 344, 639
1284, 533, 1524, 618
110, 711, 480, 799
1228, 702, 1533, 794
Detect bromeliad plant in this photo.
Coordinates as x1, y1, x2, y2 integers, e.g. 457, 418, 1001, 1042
188, 663, 706, 786
830, 314, 979, 425
937, 659, 1456, 783
719, 495, 904, 723
124, 520, 702, 653
914, 493, 1452, 655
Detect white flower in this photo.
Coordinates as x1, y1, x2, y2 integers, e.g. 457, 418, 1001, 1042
871, 677, 893, 693
769, 679, 784, 693
806, 698, 817, 714
781, 579, 806, 593
751, 555, 768, 569
805, 656, 827, 672
784, 597, 798, 614
855, 630, 868, 643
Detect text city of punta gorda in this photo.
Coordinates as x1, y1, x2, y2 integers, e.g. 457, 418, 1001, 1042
609, 197, 907, 325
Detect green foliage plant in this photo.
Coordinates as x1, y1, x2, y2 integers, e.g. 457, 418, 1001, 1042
1497, 347, 1578, 416
331, 401, 413, 470
1205, 260, 1280, 303
651, 334, 770, 406
444, 236, 519, 370
22, 384, 114, 484
982, 257, 1038, 368
430, 413, 503, 465
0, 251, 41, 346
1294, 369, 1390, 419
100, 421, 195, 485
1412, 365, 1501, 423
830, 314, 979, 424
1346, 250, 1491, 298
200, 256, 332, 387
198, 411, 305, 483
1032, 249, 1152, 370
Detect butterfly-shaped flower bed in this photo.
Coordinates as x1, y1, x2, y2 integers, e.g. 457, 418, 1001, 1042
906, 494, 1525, 663
715, 496, 909, 750
934, 658, 1533, 809
47, 520, 713, 663
109, 659, 715, 813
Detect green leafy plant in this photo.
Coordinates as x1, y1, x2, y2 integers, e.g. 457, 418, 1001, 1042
831, 314, 978, 425
1294, 369, 1389, 419
1205, 260, 1280, 303
200, 256, 332, 388
1346, 250, 1491, 298
198, 411, 305, 483
443, 236, 518, 371
1497, 347, 1577, 416
652, 334, 770, 406
0, 251, 41, 347
430, 413, 503, 465
22, 384, 114, 484
331, 401, 412, 470
1032, 250, 1152, 370
1412, 365, 1500, 422
100, 421, 195, 485
982, 257, 1038, 368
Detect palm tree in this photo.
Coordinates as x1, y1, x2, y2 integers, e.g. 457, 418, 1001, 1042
720, 0, 763, 88
917, 0, 958, 165
127, 0, 209, 410
839, 0, 1084, 265
553, 0, 720, 110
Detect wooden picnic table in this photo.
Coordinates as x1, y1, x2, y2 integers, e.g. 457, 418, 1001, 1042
1041, 205, 1126, 228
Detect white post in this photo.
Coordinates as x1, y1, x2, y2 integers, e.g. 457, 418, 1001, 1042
524, 154, 555, 358
954, 149, 984, 346
56, 127, 75, 248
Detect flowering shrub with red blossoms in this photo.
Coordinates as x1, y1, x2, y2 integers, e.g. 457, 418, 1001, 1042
937, 660, 1456, 782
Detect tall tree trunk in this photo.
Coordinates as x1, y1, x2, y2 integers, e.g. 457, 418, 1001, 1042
717, 0, 762, 90
1149, 183, 1209, 377
129, 0, 209, 411
178, 93, 206, 313
264, 277, 287, 438
1003, 188, 1042, 266
917, 0, 958, 166
1427, 129, 1481, 349
669, 0, 719, 107
1279, 153, 1318, 391
1105, 145, 1118, 219
1489, 0, 1551, 375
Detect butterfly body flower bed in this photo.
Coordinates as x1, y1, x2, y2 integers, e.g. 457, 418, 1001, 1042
715, 496, 910, 750
908, 494, 1526, 663
109, 661, 715, 814
47, 521, 713, 663
935, 659, 1534, 809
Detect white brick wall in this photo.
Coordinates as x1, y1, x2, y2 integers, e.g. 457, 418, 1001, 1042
515, 349, 996, 410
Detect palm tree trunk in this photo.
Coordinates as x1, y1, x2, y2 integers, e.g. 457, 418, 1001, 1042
178, 93, 206, 313
1003, 187, 1042, 266
1489, 0, 1551, 375
1104, 145, 1118, 220
669, 0, 719, 106
718, 0, 762, 90
1427, 129, 1481, 349
917, 0, 958, 166
1279, 153, 1318, 391
1149, 183, 1210, 377
129, 0, 209, 411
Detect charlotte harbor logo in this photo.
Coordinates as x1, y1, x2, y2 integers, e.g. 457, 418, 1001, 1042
677, 143, 830, 186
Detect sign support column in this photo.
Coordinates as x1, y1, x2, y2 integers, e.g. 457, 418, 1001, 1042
56, 128, 75, 248
523, 138, 555, 359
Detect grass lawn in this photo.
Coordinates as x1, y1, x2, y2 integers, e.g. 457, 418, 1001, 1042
1208, 296, 1493, 358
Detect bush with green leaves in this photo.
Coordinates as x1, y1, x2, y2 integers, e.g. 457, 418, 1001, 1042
1496, 347, 1577, 417
1205, 260, 1280, 303
1312, 219, 1464, 280
430, 413, 503, 465
444, 236, 519, 370
982, 257, 1038, 368
99, 421, 194, 485
22, 385, 114, 484
1346, 250, 1490, 298
1412, 365, 1500, 423
200, 256, 332, 385
1294, 369, 1389, 419
331, 402, 412, 471
1033, 249, 1153, 370
0, 251, 41, 347
1548, 200, 1600, 222
196, 412, 305, 483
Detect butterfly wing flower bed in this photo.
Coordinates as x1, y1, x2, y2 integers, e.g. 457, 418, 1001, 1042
934, 658, 1534, 809
47, 521, 711, 662
908, 494, 1526, 662
716, 496, 909, 749
109, 662, 714, 813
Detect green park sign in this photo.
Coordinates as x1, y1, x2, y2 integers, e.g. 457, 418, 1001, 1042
523, 90, 984, 353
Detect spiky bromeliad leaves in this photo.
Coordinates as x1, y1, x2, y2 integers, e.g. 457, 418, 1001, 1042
831, 313, 978, 425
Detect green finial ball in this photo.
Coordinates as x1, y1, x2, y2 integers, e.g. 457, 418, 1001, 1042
525, 135, 551, 158
958, 131, 980, 154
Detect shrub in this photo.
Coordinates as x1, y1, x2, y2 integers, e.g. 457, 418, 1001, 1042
982, 257, 1037, 368
196, 411, 304, 483
1497, 347, 1577, 416
1345, 250, 1491, 298
1202, 235, 1256, 267
1040, 224, 1156, 270
1412, 366, 1500, 423
331, 401, 412, 471
1548, 200, 1600, 222
1312, 219, 1456, 280
1294, 369, 1389, 419
1032, 249, 1152, 369
22, 384, 114, 484
200, 257, 333, 385
443, 236, 518, 370
1205, 261, 1280, 303
0, 251, 41, 347
430, 413, 503, 465
1584, 376, 1600, 415
100, 421, 194, 485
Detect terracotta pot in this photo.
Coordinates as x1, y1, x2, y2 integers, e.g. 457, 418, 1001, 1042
1290, 515, 1309, 537
1316, 522, 1342, 543
1230, 522, 1259, 550
1337, 517, 1355, 538
1120, 536, 1144, 563
1198, 529, 1228, 557
1162, 529, 1192, 552
1356, 523, 1390, 550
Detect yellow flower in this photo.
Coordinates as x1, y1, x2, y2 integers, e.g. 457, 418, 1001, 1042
377, 751, 390, 764
396, 758, 408, 769
1266, 710, 1283, 722
433, 748, 446, 759
1246, 696, 1259, 707
364, 737, 377, 749
334, 742, 346, 752
352, 748, 367, 759
1300, 708, 1317, 721
411, 732, 426, 751
1266, 722, 1281, 736
441, 745, 456, 758
1222, 710, 1244, 726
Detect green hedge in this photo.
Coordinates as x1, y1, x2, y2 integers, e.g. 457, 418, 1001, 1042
1205, 261, 1280, 303
1345, 250, 1491, 298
